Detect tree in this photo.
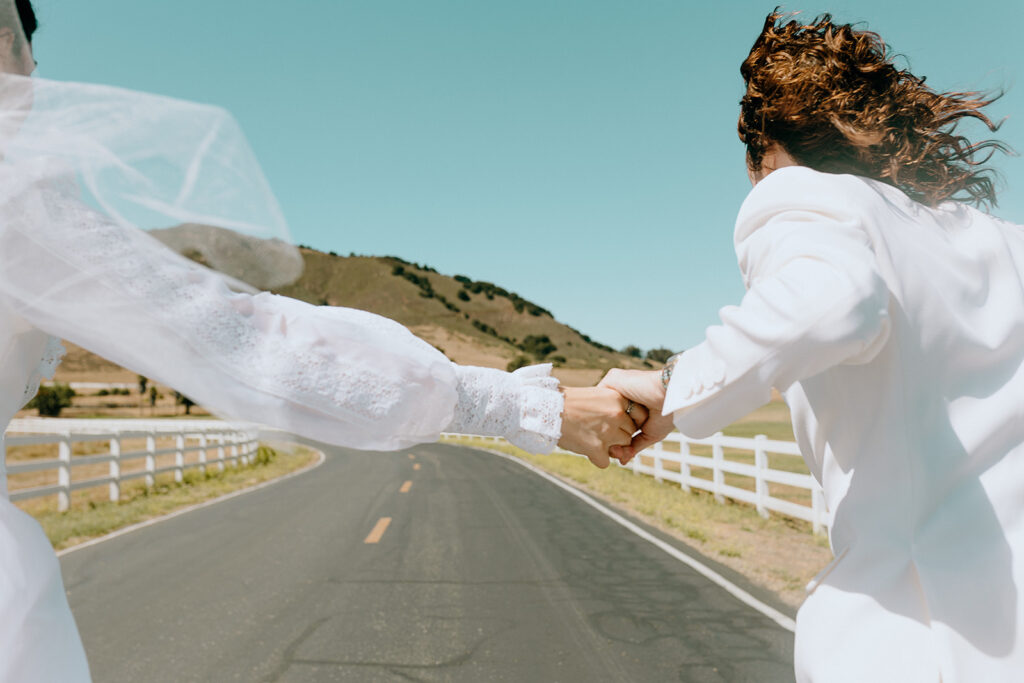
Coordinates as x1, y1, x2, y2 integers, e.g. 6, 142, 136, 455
30, 386, 64, 416
622, 345, 643, 358
174, 391, 196, 415
149, 386, 158, 409
138, 375, 148, 395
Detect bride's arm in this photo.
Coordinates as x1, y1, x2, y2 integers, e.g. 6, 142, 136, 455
0, 183, 564, 452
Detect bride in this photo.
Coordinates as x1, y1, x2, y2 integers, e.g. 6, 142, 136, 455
0, 1, 646, 680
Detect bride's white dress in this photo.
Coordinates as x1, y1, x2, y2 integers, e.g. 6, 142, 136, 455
0, 169, 564, 681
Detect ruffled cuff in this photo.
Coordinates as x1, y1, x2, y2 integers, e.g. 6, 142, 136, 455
446, 363, 564, 454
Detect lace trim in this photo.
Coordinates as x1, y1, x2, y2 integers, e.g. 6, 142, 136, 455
447, 363, 563, 454
21, 335, 66, 407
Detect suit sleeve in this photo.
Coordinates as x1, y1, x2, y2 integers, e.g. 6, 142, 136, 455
664, 168, 891, 437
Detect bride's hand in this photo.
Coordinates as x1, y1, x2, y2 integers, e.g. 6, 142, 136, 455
558, 386, 648, 468
598, 369, 675, 464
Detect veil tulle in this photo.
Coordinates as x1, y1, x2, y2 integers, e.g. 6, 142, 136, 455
0, 72, 302, 290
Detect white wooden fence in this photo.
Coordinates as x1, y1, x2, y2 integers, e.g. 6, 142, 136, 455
3, 418, 260, 511
450, 431, 829, 534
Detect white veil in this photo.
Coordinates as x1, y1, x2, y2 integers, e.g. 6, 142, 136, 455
0, 70, 303, 291
0, 0, 466, 452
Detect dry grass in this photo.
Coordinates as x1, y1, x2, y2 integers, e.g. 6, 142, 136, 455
18, 442, 319, 550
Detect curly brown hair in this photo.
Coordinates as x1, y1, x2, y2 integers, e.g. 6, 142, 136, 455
738, 9, 1010, 208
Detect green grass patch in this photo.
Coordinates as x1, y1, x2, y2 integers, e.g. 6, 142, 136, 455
30, 444, 319, 550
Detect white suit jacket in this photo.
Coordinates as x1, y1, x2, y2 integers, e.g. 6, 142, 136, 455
664, 166, 1024, 682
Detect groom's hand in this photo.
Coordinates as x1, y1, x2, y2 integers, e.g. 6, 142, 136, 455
599, 369, 675, 464
558, 386, 648, 468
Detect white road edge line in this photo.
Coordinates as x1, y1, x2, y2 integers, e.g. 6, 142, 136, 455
56, 444, 326, 558
481, 447, 797, 633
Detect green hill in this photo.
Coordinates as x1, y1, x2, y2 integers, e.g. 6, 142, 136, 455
274, 248, 654, 383
54, 246, 659, 388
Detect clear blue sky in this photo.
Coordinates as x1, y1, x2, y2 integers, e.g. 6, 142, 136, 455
34, 0, 1024, 352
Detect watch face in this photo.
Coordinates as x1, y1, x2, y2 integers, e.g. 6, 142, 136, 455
661, 352, 682, 389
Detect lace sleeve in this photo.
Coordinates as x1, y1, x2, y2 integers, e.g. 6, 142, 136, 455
0, 181, 458, 450
445, 364, 564, 454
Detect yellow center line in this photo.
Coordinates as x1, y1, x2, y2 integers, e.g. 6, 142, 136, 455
364, 517, 392, 544
400, 480, 412, 493
413, 463, 421, 471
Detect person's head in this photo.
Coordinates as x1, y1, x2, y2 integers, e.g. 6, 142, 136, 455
738, 9, 1008, 207
0, 0, 35, 76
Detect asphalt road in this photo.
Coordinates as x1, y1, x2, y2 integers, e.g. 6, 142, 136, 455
61, 442, 796, 682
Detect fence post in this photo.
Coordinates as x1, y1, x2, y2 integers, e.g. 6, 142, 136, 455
217, 434, 226, 472
109, 435, 121, 503
57, 432, 71, 512
653, 441, 663, 483
0, 434, 6, 499
712, 432, 725, 504
754, 434, 769, 519
198, 434, 207, 475
679, 439, 691, 492
174, 434, 185, 483
812, 486, 827, 535
145, 431, 156, 488
230, 434, 239, 467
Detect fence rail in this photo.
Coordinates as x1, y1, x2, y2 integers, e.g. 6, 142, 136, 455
8, 419, 829, 533
3, 418, 260, 510
449, 430, 829, 534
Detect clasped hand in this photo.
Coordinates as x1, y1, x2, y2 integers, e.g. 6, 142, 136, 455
556, 369, 676, 469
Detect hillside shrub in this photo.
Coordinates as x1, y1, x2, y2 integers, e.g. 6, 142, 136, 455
457, 290, 470, 302
472, 320, 498, 337
622, 345, 643, 358
579, 332, 615, 353
521, 334, 557, 359
28, 383, 75, 417
507, 355, 532, 372
646, 347, 675, 363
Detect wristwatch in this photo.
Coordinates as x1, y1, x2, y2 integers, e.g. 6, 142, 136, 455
661, 352, 683, 390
